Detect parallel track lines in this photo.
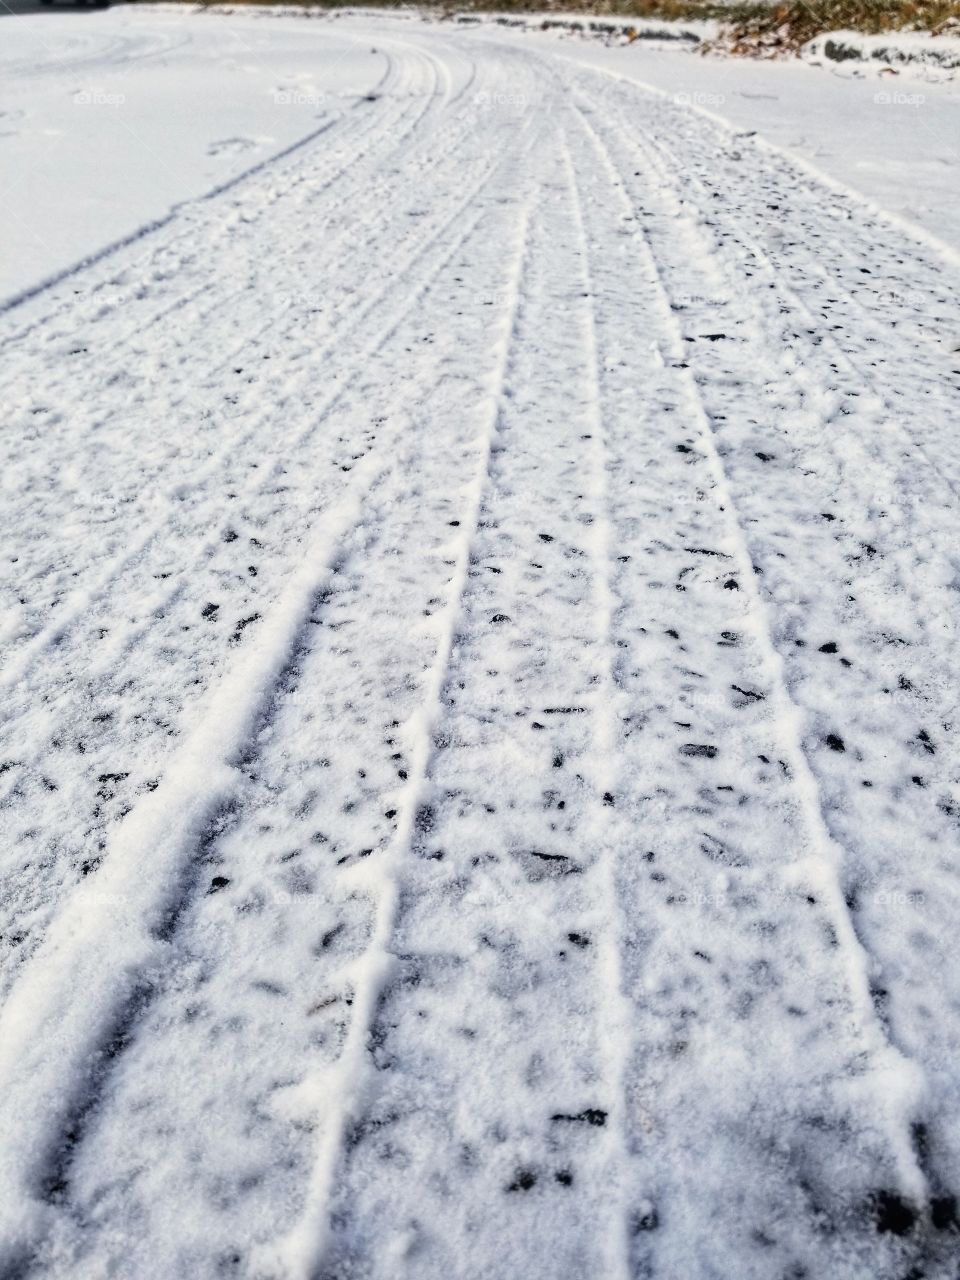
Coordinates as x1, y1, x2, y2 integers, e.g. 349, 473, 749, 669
0, 106, 538, 1277
260, 140, 539, 1280
0, 124, 502, 705
559, 128, 634, 1280
569, 93, 929, 1206
0, 36, 407, 341
633, 118, 960, 506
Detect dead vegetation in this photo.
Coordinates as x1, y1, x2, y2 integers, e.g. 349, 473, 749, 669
177, 0, 960, 53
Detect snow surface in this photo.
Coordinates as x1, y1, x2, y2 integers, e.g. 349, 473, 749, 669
3, 7, 960, 300
1, 7, 960, 1279
0, 7, 385, 299
492, 21, 960, 253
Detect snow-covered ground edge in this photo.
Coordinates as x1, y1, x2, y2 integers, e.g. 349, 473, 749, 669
545, 36, 960, 265
148, 2, 714, 41
448, 8, 715, 45
803, 28, 960, 72
460, 6, 960, 75
2, 1, 957, 301
147, 0, 960, 72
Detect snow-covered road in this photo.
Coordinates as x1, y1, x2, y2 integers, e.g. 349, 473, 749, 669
2, 10, 960, 1279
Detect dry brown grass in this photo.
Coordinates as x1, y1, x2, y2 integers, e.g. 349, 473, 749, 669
174, 0, 960, 51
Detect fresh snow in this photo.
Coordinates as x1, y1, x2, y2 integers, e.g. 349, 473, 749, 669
493, 21, 960, 253
1, 7, 960, 1279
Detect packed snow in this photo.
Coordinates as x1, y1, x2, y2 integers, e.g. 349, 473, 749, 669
1, 7, 960, 1279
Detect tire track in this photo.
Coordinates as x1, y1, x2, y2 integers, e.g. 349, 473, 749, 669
0, 92, 543, 1277
0, 40, 506, 640
0, 36, 408, 339
573, 79, 925, 1172
0, 416, 398, 1275
0, 123, 522, 1009
0, 76, 497, 692
579, 87, 960, 1248
315, 123, 643, 1280
0, 46, 429, 450
633, 114, 960, 506
563, 86, 951, 1275
4, 19, 959, 1279
0, 108, 511, 699
264, 137, 538, 1280
560, 130, 635, 1280
11, 103, 544, 1280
